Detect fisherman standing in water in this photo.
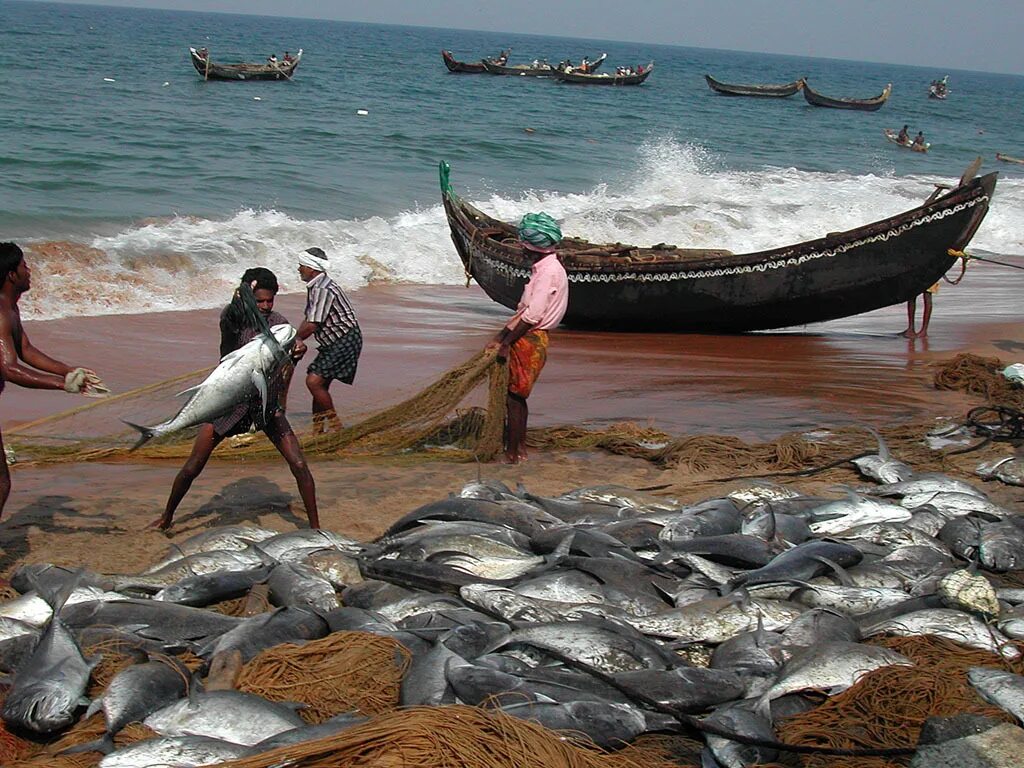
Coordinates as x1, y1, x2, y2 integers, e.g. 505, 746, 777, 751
151, 267, 319, 531
485, 214, 568, 464
0, 242, 108, 520
296, 248, 362, 433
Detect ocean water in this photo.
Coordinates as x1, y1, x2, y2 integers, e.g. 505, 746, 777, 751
2, 0, 1023, 320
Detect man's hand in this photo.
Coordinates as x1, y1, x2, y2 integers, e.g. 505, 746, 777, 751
291, 340, 308, 361
63, 368, 87, 393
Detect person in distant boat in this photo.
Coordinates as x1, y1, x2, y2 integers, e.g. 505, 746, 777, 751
912, 131, 926, 148
268, 54, 278, 65
897, 125, 910, 144
485, 213, 568, 464
580, 56, 590, 73
497, 49, 510, 65
296, 248, 362, 434
899, 281, 938, 339
0, 242, 108, 521
283, 51, 294, 63
196, 47, 209, 60
152, 267, 317, 531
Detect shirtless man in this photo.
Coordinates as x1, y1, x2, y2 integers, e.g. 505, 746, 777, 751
0, 242, 106, 519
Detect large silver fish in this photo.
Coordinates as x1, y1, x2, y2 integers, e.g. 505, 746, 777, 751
125, 323, 296, 448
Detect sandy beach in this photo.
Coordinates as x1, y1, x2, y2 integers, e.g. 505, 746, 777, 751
1, 279, 1023, 578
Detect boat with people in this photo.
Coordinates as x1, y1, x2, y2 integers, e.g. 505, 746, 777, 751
439, 160, 995, 332
482, 53, 605, 77
884, 128, 929, 152
554, 62, 654, 86
704, 74, 804, 97
189, 47, 302, 81
802, 79, 891, 111
442, 48, 510, 73
995, 152, 1024, 165
929, 76, 949, 99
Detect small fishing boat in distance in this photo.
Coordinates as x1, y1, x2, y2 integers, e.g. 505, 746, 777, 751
555, 62, 654, 86
802, 80, 891, 111
884, 129, 928, 152
928, 76, 949, 100
704, 74, 803, 97
189, 47, 302, 81
996, 152, 1024, 165
441, 50, 486, 73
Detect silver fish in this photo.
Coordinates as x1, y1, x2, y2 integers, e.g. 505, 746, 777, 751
976, 457, 1024, 487
851, 427, 914, 484
620, 597, 805, 644
756, 641, 913, 717
98, 735, 251, 768
806, 493, 911, 535
968, 668, 1024, 723
144, 525, 279, 572
863, 608, 1020, 659
144, 689, 305, 746
267, 562, 340, 613
2, 587, 100, 734
125, 323, 296, 447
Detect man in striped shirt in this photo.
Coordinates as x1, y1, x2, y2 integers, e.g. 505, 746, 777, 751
296, 247, 363, 432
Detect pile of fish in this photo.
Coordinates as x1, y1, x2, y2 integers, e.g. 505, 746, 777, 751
2, 443, 1024, 767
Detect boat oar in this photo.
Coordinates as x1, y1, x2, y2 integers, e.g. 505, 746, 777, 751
270, 60, 293, 80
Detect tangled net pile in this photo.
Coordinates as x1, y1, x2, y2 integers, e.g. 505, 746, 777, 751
776, 634, 1024, 768
235, 631, 412, 723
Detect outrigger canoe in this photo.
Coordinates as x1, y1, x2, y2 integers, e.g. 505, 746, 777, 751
884, 129, 929, 153
439, 161, 995, 332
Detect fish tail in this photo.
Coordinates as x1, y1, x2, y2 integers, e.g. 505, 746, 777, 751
60, 732, 114, 755
121, 420, 159, 450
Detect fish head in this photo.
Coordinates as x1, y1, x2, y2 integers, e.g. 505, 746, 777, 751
270, 323, 297, 349
2, 681, 79, 733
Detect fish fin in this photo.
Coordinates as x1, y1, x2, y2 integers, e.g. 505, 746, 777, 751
249, 542, 278, 568
753, 693, 774, 725
535, 693, 558, 704
864, 425, 891, 460
174, 384, 203, 398
121, 420, 160, 451
810, 554, 852, 587
33, 567, 86, 615
60, 732, 114, 756
84, 697, 103, 720
251, 369, 268, 415
545, 532, 576, 567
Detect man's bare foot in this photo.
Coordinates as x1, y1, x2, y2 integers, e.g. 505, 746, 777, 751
502, 452, 521, 464
147, 515, 172, 531
898, 329, 918, 338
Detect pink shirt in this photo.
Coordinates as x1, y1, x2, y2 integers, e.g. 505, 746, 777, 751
506, 253, 569, 331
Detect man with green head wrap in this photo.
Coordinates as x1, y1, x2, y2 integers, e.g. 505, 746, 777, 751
485, 212, 569, 463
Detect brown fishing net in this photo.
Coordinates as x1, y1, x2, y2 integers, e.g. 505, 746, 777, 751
5, 349, 509, 465
776, 635, 1024, 768
5, 718, 157, 767
211, 704, 685, 768
933, 353, 1024, 408
236, 630, 412, 723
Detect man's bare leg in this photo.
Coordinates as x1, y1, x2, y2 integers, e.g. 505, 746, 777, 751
505, 393, 528, 463
919, 293, 934, 337
899, 297, 919, 338
267, 416, 319, 528
0, 428, 10, 521
307, 373, 341, 433
151, 424, 222, 530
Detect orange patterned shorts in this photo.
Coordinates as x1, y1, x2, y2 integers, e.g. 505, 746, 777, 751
508, 330, 549, 399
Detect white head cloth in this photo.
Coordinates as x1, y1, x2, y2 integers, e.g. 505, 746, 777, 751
297, 249, 329, 273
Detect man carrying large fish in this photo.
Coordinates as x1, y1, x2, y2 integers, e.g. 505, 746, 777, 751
127, 268, 320, 531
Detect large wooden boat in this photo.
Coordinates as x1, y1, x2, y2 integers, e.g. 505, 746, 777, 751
442, 50, 485, 73
554, 63, 653, 86
189, 48, 302, 81
704, 74, 803, 97
439, 161, 995, 332
802, 80, 891, 111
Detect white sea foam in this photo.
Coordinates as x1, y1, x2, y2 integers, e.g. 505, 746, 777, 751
20, 138, 1024, 321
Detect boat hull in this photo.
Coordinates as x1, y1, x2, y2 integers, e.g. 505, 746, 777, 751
802, 80, 891, 111
442, 50, 485, 73
704, 74, 803, 97
440, 164, 995, 332
190, 48, 301, 81
555, 64, 653, 85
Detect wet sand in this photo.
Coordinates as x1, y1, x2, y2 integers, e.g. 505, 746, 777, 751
1, 272, 1023, 576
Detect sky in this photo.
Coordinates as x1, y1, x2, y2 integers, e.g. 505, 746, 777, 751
22, 0, 1024, 76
